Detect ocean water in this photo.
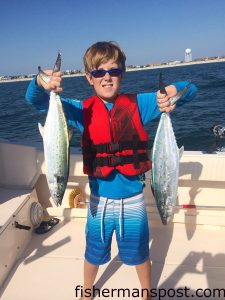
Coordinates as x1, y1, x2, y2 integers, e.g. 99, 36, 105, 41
0, 62, 225, 152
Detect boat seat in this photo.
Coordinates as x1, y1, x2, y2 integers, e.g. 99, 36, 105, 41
0, 142, 39, 189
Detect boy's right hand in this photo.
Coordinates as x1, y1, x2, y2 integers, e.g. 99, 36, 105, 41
36, 70, 63, 93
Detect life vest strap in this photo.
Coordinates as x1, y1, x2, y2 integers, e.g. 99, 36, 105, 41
83, 141, 149, 154
91, 153, 149, 168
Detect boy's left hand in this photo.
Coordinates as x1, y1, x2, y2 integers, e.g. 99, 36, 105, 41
157, 85, 177, 113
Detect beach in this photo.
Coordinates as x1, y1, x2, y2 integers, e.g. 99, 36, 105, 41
127, 57, 225, 71
1, 58, 225, 83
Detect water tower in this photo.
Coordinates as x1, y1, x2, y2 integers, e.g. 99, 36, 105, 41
185, 48, 192, 62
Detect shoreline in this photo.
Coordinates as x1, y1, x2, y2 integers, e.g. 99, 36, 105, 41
1, 58, 225, 84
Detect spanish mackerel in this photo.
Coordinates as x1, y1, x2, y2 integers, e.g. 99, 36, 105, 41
38, 52, 69, 206
151, 74, 190, 224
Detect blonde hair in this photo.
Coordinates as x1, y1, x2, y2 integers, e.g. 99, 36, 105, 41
83, 41, 126, 73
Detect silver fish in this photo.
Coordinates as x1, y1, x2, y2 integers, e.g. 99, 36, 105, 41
151, 112, 183, 225
38, 52, 69, 206
151, 74, 189, 224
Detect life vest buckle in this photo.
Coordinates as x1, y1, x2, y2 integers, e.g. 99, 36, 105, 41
108, 142, 120, 154
108, 155, 123, 167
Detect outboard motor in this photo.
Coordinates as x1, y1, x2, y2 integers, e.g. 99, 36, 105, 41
208, 125, 225, 153
212, 125, 225, 139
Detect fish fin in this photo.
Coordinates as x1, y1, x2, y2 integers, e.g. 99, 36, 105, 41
53, 51, 62, 73
68, 128, 74, 142
179, 146, 184, 160
38, 66, 51, 84
38, 123, 44, 138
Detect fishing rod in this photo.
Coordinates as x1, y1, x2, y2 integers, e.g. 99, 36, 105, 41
148, 203, 225, 210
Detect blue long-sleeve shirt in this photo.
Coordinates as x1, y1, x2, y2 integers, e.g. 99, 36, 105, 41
26, 78, 197, 198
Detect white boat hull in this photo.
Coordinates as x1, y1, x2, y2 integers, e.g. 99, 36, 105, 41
1, 142, 225, 299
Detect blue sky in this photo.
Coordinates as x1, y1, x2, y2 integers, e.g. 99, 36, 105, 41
1, 0, 225, 75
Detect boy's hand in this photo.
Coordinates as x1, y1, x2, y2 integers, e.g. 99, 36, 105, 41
36, 70, 63, 93
157, 85, 177, 113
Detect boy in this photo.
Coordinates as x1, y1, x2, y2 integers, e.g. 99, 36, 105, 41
26, 41, 197, 299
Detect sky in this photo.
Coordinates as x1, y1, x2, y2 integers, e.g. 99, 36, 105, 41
0, 0, 225, 76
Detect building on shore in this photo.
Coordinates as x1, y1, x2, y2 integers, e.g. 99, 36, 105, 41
185, 48, 192, 62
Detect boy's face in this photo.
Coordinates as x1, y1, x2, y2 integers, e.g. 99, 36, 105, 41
86, 59, 122, 103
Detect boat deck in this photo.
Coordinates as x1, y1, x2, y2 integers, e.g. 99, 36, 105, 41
1, 214, 225, 300
1, 143, 225, 300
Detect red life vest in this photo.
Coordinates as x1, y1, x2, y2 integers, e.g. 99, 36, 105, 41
82, 94, 152, 178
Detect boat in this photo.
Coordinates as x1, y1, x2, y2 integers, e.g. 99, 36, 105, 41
0, 141, 225, 300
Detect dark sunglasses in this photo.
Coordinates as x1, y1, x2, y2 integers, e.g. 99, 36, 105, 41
90, 68, 123, 78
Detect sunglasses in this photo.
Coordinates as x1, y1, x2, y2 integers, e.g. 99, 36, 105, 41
90, 68, 123, 78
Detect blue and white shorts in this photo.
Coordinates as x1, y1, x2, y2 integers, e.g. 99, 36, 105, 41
85, 193, 149, 266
